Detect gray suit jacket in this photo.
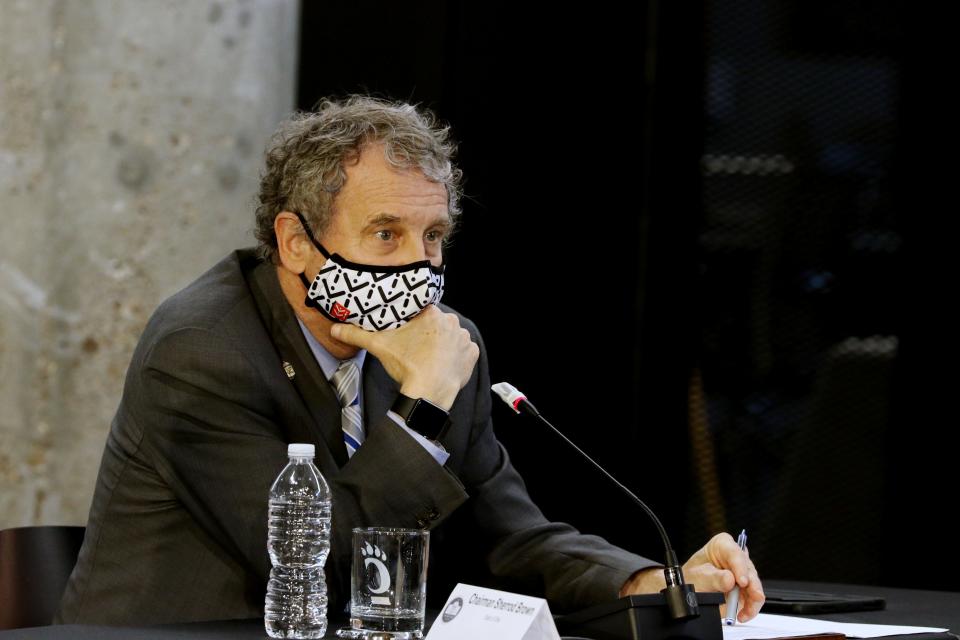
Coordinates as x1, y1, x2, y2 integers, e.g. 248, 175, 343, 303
55, 249, 657, 626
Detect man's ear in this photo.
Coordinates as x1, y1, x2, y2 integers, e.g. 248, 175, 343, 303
274, 211, 313, 275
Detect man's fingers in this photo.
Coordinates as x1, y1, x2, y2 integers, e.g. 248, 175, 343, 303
747, 570, 765, 605
712, 534, 750, 587
735, 567, 764, 622
330, 322, 375, 350
740, 590, 765, 622
690, 533, 764, 623
747, 565, 762, 595
726, 551, 750, 588
688, 564, 736, 593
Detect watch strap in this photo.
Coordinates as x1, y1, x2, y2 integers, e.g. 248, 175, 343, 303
391, 393, 450, 441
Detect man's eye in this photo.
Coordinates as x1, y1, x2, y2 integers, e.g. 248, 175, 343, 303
375, 230, 394, 241
425, 230, 445, 243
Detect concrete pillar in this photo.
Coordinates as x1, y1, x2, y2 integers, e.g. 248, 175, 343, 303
0, 0, 300, 528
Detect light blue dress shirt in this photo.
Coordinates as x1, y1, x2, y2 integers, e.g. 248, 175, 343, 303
296, 318, 450, 465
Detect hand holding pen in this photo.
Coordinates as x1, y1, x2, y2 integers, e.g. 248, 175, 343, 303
619, 530, 765, 622
659, 531, 765, 623
724, 530, 749, 625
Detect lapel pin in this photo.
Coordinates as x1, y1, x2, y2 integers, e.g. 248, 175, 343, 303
282, 361, 296, 380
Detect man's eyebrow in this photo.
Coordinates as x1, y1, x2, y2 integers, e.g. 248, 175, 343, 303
365, 213, 402, 226
364, 213, 452, 228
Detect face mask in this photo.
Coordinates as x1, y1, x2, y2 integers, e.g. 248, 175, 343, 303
294, 212, 445, 331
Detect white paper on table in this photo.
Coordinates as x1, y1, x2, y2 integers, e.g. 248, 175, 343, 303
722, 612, 948, 639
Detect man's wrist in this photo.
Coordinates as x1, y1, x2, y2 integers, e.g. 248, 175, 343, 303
399, 382, 457, 411
391, 393, 451, 441
619, 567, 666, 597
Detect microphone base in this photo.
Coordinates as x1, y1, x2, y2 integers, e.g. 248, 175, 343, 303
556, 591, 724, 640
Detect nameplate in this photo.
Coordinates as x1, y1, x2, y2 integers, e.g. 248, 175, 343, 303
426, 583, 560, 640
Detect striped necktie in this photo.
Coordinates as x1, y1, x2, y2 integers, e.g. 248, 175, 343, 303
331, 360, 363, 457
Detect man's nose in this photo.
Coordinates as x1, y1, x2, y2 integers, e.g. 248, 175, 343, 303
397, 237, 430, 264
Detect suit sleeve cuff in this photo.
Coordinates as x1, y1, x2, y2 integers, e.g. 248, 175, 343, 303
386, 410, 450, 465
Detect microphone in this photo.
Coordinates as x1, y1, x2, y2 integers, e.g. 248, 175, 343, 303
491, 381, 699, 621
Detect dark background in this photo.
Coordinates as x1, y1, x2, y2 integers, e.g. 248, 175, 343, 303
297, 1, 957, 591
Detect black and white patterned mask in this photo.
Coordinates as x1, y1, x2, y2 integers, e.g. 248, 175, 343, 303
294, 212, 445, 331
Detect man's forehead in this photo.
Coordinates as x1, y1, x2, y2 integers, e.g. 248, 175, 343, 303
333, 149, 450, 229
343, 147, 447, 194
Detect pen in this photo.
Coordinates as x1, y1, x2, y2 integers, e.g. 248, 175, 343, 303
723, 529, 748, 626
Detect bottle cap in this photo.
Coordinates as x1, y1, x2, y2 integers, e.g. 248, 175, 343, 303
288, 443, 315, 457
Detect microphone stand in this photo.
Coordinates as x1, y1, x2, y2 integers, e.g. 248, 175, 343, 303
492, 383, 724, 640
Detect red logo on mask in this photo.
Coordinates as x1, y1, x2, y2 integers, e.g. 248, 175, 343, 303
331, 302, 351, 321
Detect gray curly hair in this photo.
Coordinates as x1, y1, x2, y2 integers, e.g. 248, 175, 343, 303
254, 95, 464, 263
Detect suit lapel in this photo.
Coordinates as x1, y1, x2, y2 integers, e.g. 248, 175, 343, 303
362, 354, 399, 438
246, 259, 349, 469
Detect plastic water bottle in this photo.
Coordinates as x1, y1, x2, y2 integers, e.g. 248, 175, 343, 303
265, 443, 332, 639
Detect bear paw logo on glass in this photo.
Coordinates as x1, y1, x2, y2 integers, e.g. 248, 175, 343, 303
361, 542, 392, 605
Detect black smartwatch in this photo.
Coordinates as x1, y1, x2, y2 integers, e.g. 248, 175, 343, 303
391, 393, 451, 441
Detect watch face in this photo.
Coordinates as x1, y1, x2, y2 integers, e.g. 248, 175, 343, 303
393, 395, 449, 441
408, 398, 425, 421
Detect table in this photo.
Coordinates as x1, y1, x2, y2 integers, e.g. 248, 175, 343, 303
761, 580, 959, 639
1, 580, 956, 639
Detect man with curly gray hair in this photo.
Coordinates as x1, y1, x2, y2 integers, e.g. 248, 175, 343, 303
254, 96, 464, 265
56, 96, 764, 628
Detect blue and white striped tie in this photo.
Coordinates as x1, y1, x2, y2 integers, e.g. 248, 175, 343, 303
331, 360, 363, 457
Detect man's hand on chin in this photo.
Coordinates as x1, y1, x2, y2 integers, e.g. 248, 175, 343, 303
329, 305, 479, 410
